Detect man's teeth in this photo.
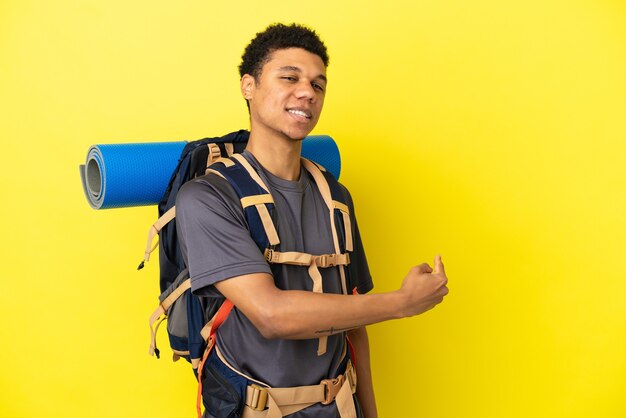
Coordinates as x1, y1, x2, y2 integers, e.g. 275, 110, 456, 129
288, 109, 309, 118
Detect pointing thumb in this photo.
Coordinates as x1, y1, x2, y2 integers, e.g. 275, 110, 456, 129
433, 254, 445, 274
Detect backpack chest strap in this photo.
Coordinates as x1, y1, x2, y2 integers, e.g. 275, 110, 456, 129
264, 249, 350, 268
264, 249, 350, 355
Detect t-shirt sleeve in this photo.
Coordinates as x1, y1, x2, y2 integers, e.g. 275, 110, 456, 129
340, 184, 374, 294
176, 175, 272, 297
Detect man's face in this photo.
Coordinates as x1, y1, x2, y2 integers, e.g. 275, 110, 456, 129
242, 47, 327, 141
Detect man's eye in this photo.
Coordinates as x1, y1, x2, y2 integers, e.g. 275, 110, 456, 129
313, 83, 325, 92
282, 76, 297, 82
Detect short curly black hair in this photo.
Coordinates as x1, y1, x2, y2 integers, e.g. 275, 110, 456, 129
239, 23, 329, 80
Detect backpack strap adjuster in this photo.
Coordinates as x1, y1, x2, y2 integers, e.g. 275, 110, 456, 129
321, 375, 344, 405
246, 384, 269, 411
263, 249, 350, 268
317, 254, 331, 268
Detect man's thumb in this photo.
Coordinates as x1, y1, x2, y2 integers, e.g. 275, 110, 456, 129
433, 254, 445, 274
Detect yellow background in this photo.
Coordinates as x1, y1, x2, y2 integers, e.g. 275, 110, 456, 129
1, 0, 625, 417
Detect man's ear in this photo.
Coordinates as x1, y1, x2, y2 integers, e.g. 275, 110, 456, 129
241, 74, 255, 100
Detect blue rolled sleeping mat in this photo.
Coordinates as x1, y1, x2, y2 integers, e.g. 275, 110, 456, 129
80, 130, 341, 209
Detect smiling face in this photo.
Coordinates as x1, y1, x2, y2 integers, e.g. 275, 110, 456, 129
241, 47, 327, 141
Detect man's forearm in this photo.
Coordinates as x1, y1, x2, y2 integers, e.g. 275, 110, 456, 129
215, 272, 404, 340
265, 288, 403, 339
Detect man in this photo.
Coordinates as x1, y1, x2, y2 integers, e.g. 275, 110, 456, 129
177, 23, 449, 418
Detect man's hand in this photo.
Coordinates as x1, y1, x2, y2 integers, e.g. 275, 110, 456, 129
396, 255, 449, 318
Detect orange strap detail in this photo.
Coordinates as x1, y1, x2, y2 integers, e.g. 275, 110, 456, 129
211, 300, 234, 339
196, 300, 235, 418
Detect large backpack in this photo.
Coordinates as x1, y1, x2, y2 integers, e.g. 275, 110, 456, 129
139, 130, 356, 415
141, 130, 249, 365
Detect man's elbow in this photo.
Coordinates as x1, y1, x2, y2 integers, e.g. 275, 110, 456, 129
254, 302, 294, 340
217, 274, 292, 339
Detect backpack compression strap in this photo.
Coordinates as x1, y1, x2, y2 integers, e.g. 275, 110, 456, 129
147, 267, 192, 359
137, 206, 176, 270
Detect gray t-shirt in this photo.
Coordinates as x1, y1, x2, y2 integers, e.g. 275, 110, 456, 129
176, 150, 373, 416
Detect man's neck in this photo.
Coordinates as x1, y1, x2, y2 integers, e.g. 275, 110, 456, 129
246, 129, 303, 181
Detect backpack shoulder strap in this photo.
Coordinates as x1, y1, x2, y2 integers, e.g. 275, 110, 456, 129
308, 159, 353, 253
302, 158, 353, 251
301, 158, 354, 295
207, 154, 280, 250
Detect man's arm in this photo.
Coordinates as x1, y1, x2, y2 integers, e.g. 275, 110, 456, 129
213, 256, 448, 339
348, 326, 377, 418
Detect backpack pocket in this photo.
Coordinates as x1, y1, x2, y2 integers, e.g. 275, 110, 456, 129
165, 288, 192, 359
154, 270, 226, 367
165, 288, 211, 365
201, 349, 247, 418
152, 269, 208, 363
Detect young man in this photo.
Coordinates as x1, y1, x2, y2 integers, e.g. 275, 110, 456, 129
177, 23, 449, 418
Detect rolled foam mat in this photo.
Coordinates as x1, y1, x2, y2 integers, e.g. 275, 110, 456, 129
301, 135, 341, 179
80, 135, 341, 209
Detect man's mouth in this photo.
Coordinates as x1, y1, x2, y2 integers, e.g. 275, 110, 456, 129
287, 108, 312, 120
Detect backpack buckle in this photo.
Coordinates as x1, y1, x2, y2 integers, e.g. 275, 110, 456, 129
264, 248, 275, 263
247, 384, 268, 411
321, 375, 344, 405
317, 254, 330, 267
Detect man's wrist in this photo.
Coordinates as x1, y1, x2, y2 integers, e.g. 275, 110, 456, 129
383, 291, 408, 320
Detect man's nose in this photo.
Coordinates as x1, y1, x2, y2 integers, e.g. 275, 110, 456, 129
294, 81, 315, 102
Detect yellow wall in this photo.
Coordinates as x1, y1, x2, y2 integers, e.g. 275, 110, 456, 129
1, 1, 625, 417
